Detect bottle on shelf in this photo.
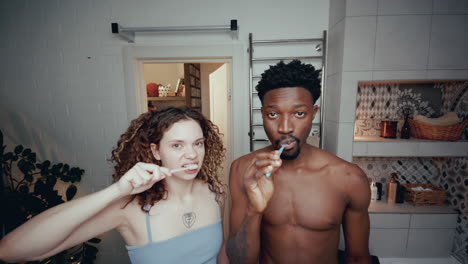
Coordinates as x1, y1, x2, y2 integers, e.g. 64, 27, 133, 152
400, 114, 411, 139
387, 173, 399, 204
370, 182, 378, 201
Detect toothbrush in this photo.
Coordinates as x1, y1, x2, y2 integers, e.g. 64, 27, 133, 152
265, 145, 285, 178
170, 164, 199, 173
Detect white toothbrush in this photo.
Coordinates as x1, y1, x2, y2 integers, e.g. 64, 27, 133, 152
170, 164, 199, 173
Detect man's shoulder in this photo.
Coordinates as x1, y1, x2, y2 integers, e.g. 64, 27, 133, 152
309, 147, 365, 179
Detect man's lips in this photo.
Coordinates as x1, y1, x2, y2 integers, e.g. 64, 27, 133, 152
283, 140, 296, 150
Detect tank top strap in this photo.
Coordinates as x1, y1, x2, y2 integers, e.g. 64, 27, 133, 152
143, 204, 153, 243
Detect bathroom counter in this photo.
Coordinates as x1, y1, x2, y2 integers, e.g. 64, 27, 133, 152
368, 200, 457, 214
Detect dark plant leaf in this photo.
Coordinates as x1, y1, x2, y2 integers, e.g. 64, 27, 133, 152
66, 185, 77, 201
14, 145, 24, 154
46, 176, 57, 188
22, 148, 32, 156
4, 152, 13, 161
19, 185, 29, 194
24, 173, 33, 182
34, 179, 46, 195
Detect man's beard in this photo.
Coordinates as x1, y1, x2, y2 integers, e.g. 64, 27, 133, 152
275, 135, 301, 160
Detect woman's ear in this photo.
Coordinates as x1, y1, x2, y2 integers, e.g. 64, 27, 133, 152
150, 143, 161, 160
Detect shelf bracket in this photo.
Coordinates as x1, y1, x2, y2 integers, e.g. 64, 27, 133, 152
111, 19, 238, 43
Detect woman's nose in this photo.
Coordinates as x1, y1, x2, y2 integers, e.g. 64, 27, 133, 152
184, 146, 197, 159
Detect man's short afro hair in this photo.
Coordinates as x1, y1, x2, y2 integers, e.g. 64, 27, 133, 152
255, 59, 321, 104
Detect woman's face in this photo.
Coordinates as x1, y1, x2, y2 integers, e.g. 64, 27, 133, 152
151, 119, 205, 180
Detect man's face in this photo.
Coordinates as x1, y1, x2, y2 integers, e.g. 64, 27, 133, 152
261, 87, 318, 160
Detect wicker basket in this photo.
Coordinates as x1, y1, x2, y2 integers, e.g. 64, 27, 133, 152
401, 183, 447, 206
409, 119, 468, 141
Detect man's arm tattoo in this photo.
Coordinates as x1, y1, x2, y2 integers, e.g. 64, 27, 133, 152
226, 219, 249, 264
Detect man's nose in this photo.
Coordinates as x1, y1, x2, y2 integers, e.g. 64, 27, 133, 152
278, 116, 294, 134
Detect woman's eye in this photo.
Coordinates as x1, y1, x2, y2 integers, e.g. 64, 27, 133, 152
195, 141, 204, 147
267, 112, 278, 118
296, 111, 305, 117
172, 143, 182, 149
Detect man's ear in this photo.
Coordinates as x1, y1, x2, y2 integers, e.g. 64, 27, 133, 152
150, 143, 161, 160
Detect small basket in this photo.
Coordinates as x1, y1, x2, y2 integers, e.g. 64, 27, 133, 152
401, 183, 447, 206
409, 119, 468, 141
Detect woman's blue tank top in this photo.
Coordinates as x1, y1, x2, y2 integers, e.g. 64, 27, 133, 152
125, 204, 223, 264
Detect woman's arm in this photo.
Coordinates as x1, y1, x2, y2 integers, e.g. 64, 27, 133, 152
0, 162, 170, 262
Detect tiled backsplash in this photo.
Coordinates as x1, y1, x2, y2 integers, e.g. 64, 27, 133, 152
353, 157, 468, 263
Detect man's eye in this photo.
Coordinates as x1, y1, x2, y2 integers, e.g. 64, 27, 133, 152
296, 112, 305, 117
267, 112, 278, 118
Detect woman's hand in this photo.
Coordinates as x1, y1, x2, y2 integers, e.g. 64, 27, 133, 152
117, 162, 171, 195
243, 150, 282, 214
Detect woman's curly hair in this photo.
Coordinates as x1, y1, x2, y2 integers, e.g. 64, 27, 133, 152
110, 106, 226, 211
256, 59, 322, 104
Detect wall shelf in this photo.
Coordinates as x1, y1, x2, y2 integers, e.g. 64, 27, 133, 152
353, 136, 468, 157
148, 96, 185, 101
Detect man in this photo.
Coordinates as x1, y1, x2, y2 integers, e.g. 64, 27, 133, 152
226, 60, 371, 264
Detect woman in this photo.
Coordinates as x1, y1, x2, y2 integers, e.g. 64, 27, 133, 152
0, 106, 229, 264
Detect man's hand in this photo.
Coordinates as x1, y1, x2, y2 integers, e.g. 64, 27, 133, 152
244, 150, 282, 213
117, 162, 171, 195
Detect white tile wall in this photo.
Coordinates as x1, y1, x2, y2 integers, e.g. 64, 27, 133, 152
428, 15, 468, 69
372, 70, 428, 80
324, 72, 342, 122
327, 20, 346, 76
343, 16, 377, 72
346, 0, 378, 17
329, 0, 346, 28
377, 0, 433, 15
336, 122, 355, 161
433, 0, 468, 14
374, 15, 432, 71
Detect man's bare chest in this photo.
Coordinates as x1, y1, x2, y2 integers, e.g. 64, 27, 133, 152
262, 174, 347, 231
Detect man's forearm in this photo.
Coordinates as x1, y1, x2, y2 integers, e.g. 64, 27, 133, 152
226, 213, 262, 264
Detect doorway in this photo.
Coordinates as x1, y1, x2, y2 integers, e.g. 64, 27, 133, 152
137, 59, 232, 184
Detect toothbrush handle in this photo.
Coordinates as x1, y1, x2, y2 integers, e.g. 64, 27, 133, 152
265, 145, 285, 178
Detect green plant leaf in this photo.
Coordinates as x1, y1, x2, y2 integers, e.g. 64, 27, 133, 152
66, 184, 77, 201
14, 145, 23, 154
